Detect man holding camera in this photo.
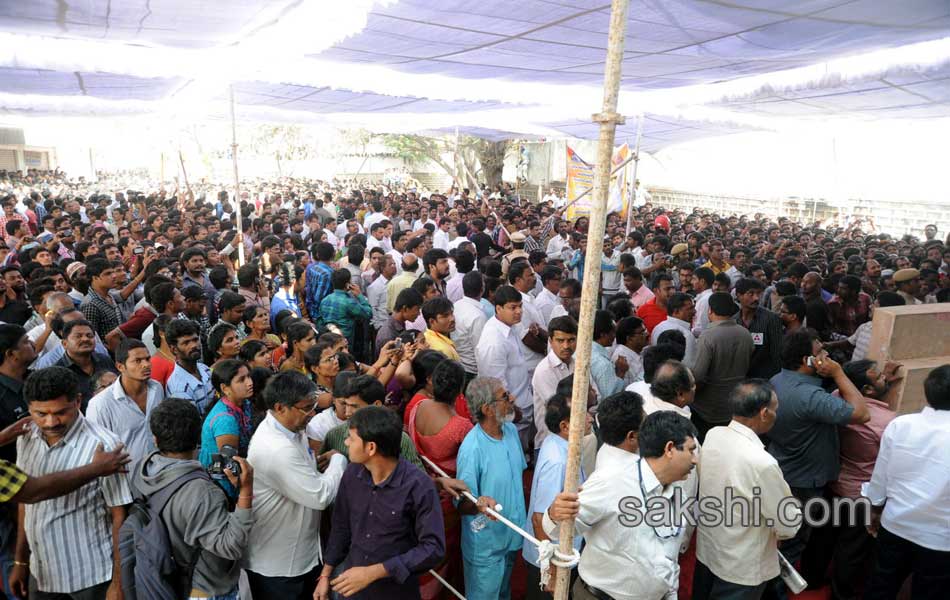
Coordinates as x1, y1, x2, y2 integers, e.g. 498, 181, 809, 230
131, 397, 254, 600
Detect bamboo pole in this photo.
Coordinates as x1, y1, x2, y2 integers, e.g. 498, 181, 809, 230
624, 114, 644, 236
554, 0, 630, 598
229, 85, 246, 267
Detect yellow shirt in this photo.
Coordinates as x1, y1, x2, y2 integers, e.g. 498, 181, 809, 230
424, 329, 460, 361
702, 260, 731, 276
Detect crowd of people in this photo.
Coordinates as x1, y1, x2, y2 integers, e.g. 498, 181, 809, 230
0, 166, 945, 600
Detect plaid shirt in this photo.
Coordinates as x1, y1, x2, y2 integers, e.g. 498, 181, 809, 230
318, 290, 372, 342
80, 289, 122, 340
0, 459, 27, 502
304, 261, 334, 318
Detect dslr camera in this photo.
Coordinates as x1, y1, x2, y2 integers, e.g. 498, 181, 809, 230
208, 444, 242, 480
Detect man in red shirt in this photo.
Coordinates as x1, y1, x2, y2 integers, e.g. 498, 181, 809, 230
636, 273, 675, 334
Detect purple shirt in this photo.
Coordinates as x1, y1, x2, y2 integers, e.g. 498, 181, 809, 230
324, 460, 445, 599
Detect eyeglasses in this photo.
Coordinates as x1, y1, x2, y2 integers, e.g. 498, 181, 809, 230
292, 401, 319, 415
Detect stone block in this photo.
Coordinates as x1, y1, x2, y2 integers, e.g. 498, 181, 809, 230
889, 356, 949, 415
865, 304, 950, 362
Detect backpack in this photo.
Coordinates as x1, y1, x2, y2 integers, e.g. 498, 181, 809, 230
118, 469, 209, 600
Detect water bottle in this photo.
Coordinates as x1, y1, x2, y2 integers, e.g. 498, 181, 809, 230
470, 514, 490, 533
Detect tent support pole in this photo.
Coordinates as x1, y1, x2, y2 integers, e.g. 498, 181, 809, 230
553, 0, 630, 599
624, 114, 644, 236
229, 85, 246, 267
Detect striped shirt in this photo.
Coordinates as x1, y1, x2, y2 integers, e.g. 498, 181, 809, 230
80, 288, 123, 340
86, 377, 165, 464
16, 416, 132, 593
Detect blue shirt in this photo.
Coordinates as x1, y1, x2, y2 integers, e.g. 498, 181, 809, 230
269, 288, 300, 329
199, 397, 253, 499
768, 369, 855, 488
590, 342, 624, 398
304, 262, 334, 318
457, 422, 527, 564
523, 434, 585, 566
165, 363, 215, 416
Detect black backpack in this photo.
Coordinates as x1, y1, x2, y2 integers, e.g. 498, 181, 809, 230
118, 469, 209, 600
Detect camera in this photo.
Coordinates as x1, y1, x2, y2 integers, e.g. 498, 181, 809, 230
133, 246, 144, 256
208, 444, 241, 480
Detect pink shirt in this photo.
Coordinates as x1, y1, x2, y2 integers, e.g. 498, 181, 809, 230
628, 284, 655, 310
831, 397, 895, 498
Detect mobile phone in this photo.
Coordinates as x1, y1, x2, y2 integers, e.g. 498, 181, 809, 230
393, 338, 403, 351
133, 247, 144, 256
806, 356, 815, 367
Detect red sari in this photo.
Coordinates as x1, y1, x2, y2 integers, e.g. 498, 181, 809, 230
408, 401, 473, 600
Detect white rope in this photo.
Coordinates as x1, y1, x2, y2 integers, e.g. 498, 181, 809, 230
428, 569, 467, 600
420, 455, 582, 592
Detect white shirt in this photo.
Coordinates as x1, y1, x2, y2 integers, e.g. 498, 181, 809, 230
366, 235, 384, 253
388, 249, 404, 274
445, 272, 464, 303
547, 302, 568, 326
513, 291, 545, 374
611, 344, 644, 388
245, 412, 347, 576
697, 421, 800, 585
433, 229, 450, 251
367, 275, 390, 329
363, 211, 386, 231
86, 377, 165, 464
452, 297, 488, 375
476, 316, 531, 412
546, 234, 571, 261
542, 445, 684, 600
692, 289, 713, 337
412, 218, 435, 232
862, 407, 950, 551
305, 408, 345, 443
650, 316, 697, 368
532, 351, 573, 448
535, 287, 559, 324
626, 380, 657, 409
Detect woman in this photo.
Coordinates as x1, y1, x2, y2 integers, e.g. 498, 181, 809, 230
242, 305, 280, 350
149, 314, 177, 386
304, 341, 339, 409
199, 359, 254, 501
403, 349, 447, 428
278, 321, 316, 374
270, 309, 297, 367
409, 360, 473, 600
456, 377, 527, 600
207, 322, 241, 369
239, 339, 273, 371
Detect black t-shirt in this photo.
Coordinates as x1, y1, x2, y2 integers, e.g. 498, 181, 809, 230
0, 300, 32, 327
0, 374, 28, 463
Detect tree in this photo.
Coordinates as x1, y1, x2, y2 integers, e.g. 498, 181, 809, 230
378, 133, 515, 191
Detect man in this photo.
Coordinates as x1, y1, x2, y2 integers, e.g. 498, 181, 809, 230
131, 398, 254, 599
422, 297, 459, 361
115, 280, 182, 342
165, 319, 215, 415
546, 220, 571, 262
724, 247, 749, 287
647, 361, 696, 418
317, 406, 445, 600
375, 288, 422, 358
826, 359, 899, 600
768, 330, 869, 589
861, 259, 882, 296
387, 254, 421, 312
319, 269, 372, 349
590, 310, 628, 398
734, 278, 784, 379
893, 268, 922, 305
452, 272, 488, 381
623, 267, 654, 311
0, 272, 33, 326
180, 248, 217, 320
636, 273, 675, 334
433, 216, 452, 251
0, 325, 36, 463
12, 367, 132, 600
423, 248, 450, 298
545, 403, 699, 600
827, 275, 871, 338
825, 291, 905, 362
691, 293, 754, 441
245, 371, 347, 598
524, 393, 589, 599
801, 272, 832, 340
53, 319, 117, 409
777, 295, 806, 335
305, 242, 337, 318
650, 293, 697, 367
79, 258, 124, 341
321, 375, 424, 468
702, 240, 730, 275
531, 316, 577, 450
690, 266, 714, 335
368, 255, 396, 332
509, 261, 548, 378
694, 380, 801, 600
476, 285, 533, 452
613, 315, 647, 387
86, 339, 165, 463
534, 266, 562, 324
237, 262, 270, 311
863, 365, 950, 600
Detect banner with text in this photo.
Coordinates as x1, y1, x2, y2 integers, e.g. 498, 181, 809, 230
566, 144, 629, 221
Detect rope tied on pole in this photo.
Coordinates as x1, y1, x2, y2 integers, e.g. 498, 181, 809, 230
419, 455, 580, 595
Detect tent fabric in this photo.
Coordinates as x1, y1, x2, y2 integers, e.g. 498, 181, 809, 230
0, 1, 948, 149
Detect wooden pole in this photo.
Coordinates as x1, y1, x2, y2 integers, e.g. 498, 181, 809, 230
229, 85, 246, 267
554, 0, 630, 598
624, 114, 644, 236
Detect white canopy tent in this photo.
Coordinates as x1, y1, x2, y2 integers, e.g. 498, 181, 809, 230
0, 1, 948, 150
